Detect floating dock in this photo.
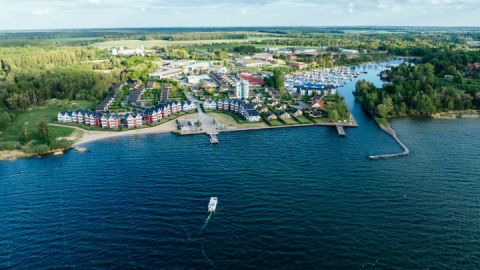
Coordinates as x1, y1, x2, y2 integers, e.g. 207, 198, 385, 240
208, 197, 218, 213
209, 133, 219, 144
336, 125, 346, 136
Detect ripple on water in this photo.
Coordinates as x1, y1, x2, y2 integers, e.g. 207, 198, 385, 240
1, 64, 480, 269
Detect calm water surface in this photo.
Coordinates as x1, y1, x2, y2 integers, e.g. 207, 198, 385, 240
1, 62, 480, 269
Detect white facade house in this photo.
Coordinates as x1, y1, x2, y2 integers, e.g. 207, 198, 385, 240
236, 59, 271, 67
203, 100, 217, 110
149, 68, 183, 80
125, 114, 136, 129
244, 110, 261, 122
108, 115, 119, 129
135, 114, 143, 127
253, 53, 274, 61
71, 111, 78, 123
57, 112, 65, 123
101, 115, 109, 128
110, 46, 145, 57
183, 62, 212, 74
77, 111, 85, 124
57, 112, 72, 123
340, 48, 360, 56
236, 79, 250, 99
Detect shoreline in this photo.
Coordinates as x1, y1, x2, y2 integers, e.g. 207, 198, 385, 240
175, 121, 358, 136
68, 120, 178, 146
432, 110, 480, 120
1, 114, 357, 161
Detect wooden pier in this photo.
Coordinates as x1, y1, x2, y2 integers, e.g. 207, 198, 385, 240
209, 133, 219, 144
336, 125, 346, 136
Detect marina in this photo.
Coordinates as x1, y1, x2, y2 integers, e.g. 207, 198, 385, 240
285, 67, 363, 89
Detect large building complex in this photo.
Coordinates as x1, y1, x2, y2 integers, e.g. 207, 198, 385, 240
236, 79, 250, 99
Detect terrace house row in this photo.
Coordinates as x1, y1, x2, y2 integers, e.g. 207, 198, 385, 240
95, 83, 124, 112
203, 99, 261, 122
143, 101, 197, 124
57, 111, 142, 129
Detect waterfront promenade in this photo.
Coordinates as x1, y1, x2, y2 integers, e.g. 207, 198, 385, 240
185, 92, 219, 142
175, 119, 358, 137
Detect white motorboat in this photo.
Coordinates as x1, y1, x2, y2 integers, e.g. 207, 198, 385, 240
208, 197, 218, 213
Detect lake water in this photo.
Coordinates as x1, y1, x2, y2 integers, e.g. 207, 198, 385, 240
1, 61, 480, 269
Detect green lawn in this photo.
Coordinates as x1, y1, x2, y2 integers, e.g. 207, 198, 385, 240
206, 112, 268, 128
91, 37, 287, 49
1, 100, 94, 143
311, 117, 330, 123
264, 119, 285, 126
48, 126, 76, 140
293, 115, 314, 124
373, 116, 390, 127
208, 110, 248, 124
282, 118, 299, 125
439, 78, 480, 92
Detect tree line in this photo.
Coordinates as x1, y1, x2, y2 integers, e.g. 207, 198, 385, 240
354, 63, 480, 121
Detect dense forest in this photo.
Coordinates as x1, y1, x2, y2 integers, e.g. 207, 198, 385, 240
355, 62, 480, 124
0, 47, 120, 130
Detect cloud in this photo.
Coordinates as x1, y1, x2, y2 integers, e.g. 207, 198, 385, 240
0, 0, 479, 29
32, 8, 51, 16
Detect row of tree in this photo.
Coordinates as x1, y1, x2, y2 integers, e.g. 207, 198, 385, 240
354, 63, 480, 120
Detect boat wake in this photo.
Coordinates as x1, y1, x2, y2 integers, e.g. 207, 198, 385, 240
200, 212, 213, 232
201, 244, 215, 268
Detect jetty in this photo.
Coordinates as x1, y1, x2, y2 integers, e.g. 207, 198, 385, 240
368, 126, 410, 160
209, 133, 219, 144
336, 124, 346, 136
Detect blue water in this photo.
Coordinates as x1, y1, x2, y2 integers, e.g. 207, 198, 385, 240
1, 62, 480, 269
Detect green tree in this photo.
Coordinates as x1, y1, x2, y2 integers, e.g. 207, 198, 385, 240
38, 122, 49, 143
0, 111, 11, 130
273, 69, 286, 96
21, 124, 30, 143
328, 109, 339, 122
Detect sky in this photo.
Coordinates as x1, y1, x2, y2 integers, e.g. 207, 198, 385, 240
0, 0, 479, 30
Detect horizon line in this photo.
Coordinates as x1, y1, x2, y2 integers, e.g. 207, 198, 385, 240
1, 25, 480, 33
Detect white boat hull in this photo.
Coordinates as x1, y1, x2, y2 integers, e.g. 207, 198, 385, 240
208, 197, 218, 213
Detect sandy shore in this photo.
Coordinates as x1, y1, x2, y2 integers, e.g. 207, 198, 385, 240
50, 114, 201, 147
432, 110, 479, 119
64, 113, 358, 146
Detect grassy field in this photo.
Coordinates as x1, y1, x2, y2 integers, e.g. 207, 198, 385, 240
373, 116, 390, 127
207, 112, 268, 128
264, 119, 285, 126
293, 115, 314, 124
281, 118, 299, 125
91, 37, 287, 49
311, 117, 330, 123
189, 43, 297, 52
1, 100, 94, 143
439, 78, 480, 91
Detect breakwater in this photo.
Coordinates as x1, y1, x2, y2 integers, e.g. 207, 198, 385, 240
368, 125, 410, 160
